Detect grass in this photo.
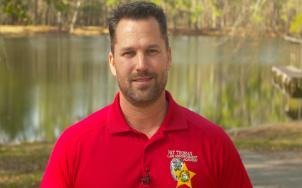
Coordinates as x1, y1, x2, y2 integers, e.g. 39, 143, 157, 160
0, 142, 53, 188
0, 122, 302, 187
229, 121, 302, 151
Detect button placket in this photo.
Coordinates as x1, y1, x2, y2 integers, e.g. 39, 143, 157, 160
140, 132, 165, 187
137, 133, 150, 187
139, 140, 151, 187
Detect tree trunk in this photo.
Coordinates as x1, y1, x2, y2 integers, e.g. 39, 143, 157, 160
70, 0, 81, 33
57, 11, 62, 31
34, 0, 38, 24
45, 5, 50, 25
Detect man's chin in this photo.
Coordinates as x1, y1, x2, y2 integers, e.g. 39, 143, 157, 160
126, 90, 160, 106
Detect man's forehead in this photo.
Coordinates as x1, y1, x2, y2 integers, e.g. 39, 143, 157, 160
116, 17, 159, 27
115, 17, 161, 37
114, 18, 164, 49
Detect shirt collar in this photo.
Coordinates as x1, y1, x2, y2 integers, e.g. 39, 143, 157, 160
107, 91, 188, 134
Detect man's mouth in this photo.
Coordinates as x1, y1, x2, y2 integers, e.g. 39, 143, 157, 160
130, 74, 154, 88
132, 76, 153, 82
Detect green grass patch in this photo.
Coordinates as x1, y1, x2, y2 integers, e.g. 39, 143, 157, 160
229, 122, 302, 151
0, 142, 53, 188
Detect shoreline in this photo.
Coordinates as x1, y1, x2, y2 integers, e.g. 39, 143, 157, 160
0, 25, 106, 36
0, 25, 292, 38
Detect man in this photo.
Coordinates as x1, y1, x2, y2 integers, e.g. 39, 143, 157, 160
41, 1, 252, 188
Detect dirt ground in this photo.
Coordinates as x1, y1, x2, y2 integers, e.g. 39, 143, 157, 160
240, 150, 302, 188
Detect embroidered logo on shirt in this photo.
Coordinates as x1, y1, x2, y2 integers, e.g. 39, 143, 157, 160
167, 150, 198, 162
170, 158, 196, 188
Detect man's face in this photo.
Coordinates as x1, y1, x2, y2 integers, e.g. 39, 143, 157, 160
108, 17, 171, 106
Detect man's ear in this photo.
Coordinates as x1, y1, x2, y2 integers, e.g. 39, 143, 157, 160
108, 51, 116, 76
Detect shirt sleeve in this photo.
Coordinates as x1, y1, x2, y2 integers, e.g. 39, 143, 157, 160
40, 130, 77, 188
216, 128, 253, 188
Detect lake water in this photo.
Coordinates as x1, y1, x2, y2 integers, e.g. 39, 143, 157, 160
0, 34, 298, 143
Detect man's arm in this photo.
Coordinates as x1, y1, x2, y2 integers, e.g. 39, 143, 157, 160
218, 131, 253, 188
41, 131, 75, 188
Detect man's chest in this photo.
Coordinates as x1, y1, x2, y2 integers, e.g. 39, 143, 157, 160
74, 137, 216, 188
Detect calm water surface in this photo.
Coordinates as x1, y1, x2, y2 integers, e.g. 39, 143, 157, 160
0, 34, 296, 143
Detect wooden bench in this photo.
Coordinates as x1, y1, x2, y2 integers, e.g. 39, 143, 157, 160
272, 66, 302, 98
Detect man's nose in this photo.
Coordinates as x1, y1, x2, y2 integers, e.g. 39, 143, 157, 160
135, 53, 148, 72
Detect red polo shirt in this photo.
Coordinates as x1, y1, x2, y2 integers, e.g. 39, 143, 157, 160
41, 91, 252, 188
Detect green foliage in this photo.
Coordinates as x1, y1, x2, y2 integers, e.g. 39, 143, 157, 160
106, 0, 120, 8
0, 0, 30, 24
191, 2, 203, 25
210, 0, 222, 18
151, 0, 161, 5
81, 1, 102, 14
290, 12, 302, 34
0, 0, 301, 36
54, 0, 70, 13
250, 0, 266, 25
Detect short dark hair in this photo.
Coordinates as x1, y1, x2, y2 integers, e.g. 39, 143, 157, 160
107, 1, 169, 53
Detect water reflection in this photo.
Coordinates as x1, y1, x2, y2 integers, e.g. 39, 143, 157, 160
0, 35, 296, 143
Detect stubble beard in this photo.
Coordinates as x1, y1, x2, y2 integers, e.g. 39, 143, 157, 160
117, 71, 167, 107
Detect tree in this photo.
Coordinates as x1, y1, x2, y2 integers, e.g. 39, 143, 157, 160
0, 0, 30, 24
290, 12, 302, 36
69, 0, 81, 32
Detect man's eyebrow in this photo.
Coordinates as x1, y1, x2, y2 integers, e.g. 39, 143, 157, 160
120, 44, 160, 51
147, 44, 160, 48
120, 47, 134, 52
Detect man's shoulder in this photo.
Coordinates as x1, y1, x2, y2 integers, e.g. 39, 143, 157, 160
56, 105, 111, 144
177, 105, 226, 137
176, 105, 235, 151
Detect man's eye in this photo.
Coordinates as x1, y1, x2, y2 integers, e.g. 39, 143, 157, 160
147, 49, 159, 55
122, 51, 135, 57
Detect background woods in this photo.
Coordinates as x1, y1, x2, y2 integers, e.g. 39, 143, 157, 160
0, 0, 301, 37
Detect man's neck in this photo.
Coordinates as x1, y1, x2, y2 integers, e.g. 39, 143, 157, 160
119, 92, 168, 138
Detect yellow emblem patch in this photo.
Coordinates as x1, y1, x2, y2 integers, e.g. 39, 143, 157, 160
170, 158, 196, 188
